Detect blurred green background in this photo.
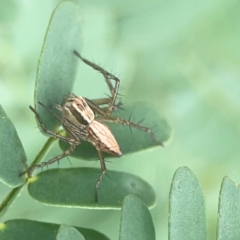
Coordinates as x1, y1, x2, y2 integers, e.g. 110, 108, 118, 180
1, 0, 240, 239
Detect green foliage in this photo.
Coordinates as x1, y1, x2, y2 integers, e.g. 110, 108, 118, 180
28, 168, 156, 208
57, 224, 85, 240
35, 1, 81, 131
0, 2, 167, 238
217, 177, 240, 240
0, 105, 27, 187
0, 219, 109, 240
169, 167, 207, 240
1, 1, 240, 240
119, 195, 155, 240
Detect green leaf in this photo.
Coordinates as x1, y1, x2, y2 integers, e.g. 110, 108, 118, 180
217, 176, 240, 240
57, 224, 85, 240
169, 166, 207, 240
35, 1, 81, 131
59, 102, 172, 160
27, 168, 156, 208
119, 195, 155, 240
0, 219, 109, 240
0, 105, 27, 187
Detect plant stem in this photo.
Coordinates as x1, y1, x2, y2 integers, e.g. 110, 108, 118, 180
0, 137, 56, 220
0, 186, 22, 220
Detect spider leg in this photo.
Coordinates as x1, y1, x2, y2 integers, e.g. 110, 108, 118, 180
97, 116, 164, 146
87, 98, 112, 106
73, 50, 120, 115
94, 147, 107, 202
84, 98, 108, 116
85, 98, 122, 117
30, 105, 79, 145
20, 144, 76, 177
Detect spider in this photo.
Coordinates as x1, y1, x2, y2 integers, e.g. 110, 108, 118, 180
22, 50, 162, 202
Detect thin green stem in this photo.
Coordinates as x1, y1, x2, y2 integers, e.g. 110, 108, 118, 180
0, 137, 56, 220
0, 186, 22, 220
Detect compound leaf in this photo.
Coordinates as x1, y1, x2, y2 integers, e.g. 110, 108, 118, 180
27, 168, 156, 209
32, 1, 172, 161
0, 105, 27, 187
169, 166, 207, 240
119, 195, 155, 240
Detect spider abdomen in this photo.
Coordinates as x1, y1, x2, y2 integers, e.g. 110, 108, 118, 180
88, 120, 122, 157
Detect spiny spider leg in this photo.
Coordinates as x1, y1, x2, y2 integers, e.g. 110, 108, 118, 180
84, 98, 108, 116
29, 105, 79, 145
38, 102, 63, 121
88, 97, 122, 109
97, 116, 163, 146
85, 97, 122, 117
21, 144, 76, 177
73, 50, 120, 115
94, 147, 107, 202
87, 98, 112, 106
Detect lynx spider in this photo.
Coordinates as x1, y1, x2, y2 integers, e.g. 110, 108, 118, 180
23, 51, 162, 202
